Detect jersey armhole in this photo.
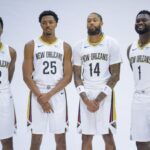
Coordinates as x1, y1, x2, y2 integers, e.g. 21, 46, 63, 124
127, 44, 132, 60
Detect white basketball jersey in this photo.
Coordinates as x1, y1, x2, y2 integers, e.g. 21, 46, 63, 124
73, 35, 121, 88
0, 43, 11, 90
129, 41, 150, 91
33, 37, 64, 86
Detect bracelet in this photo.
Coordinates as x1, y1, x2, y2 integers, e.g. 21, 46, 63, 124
76, 85, 85, 94
102, 85, 112, 95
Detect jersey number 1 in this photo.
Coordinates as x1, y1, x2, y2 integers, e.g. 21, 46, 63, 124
138, 65, 141, 80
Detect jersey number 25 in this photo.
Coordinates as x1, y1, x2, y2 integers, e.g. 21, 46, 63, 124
43, 61, 57, 74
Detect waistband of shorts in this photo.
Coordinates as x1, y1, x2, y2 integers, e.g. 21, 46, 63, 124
36, 82, 55, 90
135, 88, 150, 94
83, 82, 106, 89
83, 79, 108, 89
0, 87, 11, 93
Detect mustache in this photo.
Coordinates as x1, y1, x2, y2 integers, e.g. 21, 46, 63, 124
46, 27, 51, 30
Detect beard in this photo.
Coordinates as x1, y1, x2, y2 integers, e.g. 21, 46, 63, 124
44, 31, 52, 36
46, 32, 52, 36
135, 25, 150, 35
88, 27, 101, 35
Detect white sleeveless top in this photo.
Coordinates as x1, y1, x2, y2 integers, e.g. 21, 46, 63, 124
73, 35, 122, 88
33, 37, 64, 86
129, 41, 150, 91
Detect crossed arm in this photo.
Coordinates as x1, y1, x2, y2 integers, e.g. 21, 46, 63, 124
73, 63, 120, 112
95, 63, 120, 103
22, 41, 72, 113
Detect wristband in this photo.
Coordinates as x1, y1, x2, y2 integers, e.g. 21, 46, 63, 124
76, 85, 85, 94
102, 85, 112, 95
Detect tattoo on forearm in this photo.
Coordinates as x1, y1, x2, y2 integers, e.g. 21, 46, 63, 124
107, 63, 120, 88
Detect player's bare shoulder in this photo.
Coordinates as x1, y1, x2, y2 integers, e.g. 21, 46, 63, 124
63, 42, 72, 52
63, 42, 72, 56
24, 40, 35, 58
24, 40, 34, 52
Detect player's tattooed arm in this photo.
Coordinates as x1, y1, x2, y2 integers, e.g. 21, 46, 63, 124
73, 65, 88, 102
107, 63, 121, 89
73, 65, 99, 112
95, 63, 121, 103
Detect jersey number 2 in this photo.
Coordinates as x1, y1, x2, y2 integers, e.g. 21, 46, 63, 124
0, 71, 1, 84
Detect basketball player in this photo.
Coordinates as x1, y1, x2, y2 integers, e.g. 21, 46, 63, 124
73, 12, 122, 150
127, 10, 150, 150
22, 10, 72, 150
0, 17, 16, 150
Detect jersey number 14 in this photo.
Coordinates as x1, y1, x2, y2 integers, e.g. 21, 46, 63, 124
89, 63, 100, 76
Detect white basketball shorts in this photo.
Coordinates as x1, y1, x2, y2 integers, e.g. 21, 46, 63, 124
130, 91, 150, 142
27, 86, 69, 134
77, 87, 116, 135
0, 90, 15, 140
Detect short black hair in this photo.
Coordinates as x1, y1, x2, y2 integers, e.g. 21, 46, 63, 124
0, 17, 3, 28
136, 10, 150, 18
39, 10, 59, 23
90, 12, 103, 22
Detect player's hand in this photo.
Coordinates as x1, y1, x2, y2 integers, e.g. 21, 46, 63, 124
41, 102, 54, 113
37, 93, 51, 105
86, 100, 99, 112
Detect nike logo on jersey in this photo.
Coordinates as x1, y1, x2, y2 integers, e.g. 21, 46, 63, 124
132, 48, 137, 51
37, 45, 44, 48
54, 45, 58, 48
145, 47, 150, 50
60, 92, 64, 95
84, 46, 90, 48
